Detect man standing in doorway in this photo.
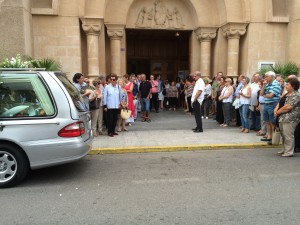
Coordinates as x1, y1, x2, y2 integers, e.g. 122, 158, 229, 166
139, 74, 152, 122
192, 71, 205, 132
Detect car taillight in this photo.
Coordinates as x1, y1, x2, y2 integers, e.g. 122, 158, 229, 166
58, 122, 85, 137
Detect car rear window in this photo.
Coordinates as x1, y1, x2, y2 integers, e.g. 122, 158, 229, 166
0, 73, 55, 118
54, 73, 88, 112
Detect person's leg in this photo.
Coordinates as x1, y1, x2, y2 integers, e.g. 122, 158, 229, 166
239, 106, 245, 129
112, 109, 118, 133
281, 122, 297, 155
91, 109, 99, 136
242, 104, 249, 129
193, 101, 203, 131
294, 122, 300, 152
260, 104, 266, 135
205, 98, 211, 118
97, 106, 104, 133
145, 98, 150, 119
223, 103, 231, 125
107, 109, 113, 134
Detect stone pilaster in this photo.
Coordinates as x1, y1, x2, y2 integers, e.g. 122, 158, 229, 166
222, 23, 248, 78
106, 24, 125, 76
81, 18, 103, 79
194, 27, 218, 78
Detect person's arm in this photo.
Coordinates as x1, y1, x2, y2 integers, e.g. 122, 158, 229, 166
147, 83, 151, 99
103, 87, 108, 111
240, 86, 251, 98
276, 104, 293, 115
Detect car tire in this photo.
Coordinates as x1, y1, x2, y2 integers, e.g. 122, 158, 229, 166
0, 143, 29, 188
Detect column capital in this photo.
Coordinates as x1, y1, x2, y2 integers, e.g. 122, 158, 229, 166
106, 24, 125, 40
194, 27, 218, 42
81, 17, 103, 36
221, 22, 248, 39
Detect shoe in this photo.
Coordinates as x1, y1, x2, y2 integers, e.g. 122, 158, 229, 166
277, 151, 284, 155
192, 127, 198, 131
108, 133, 114, 137
113, 132, 118, 135
261, 138, 271, 141
173, 108, 176, 111
205, 117, 208, 119
222, 124, 228, 127
267, 140, 272, 145
193, 130, 203, 133
201, 116, 204, 119
117, 128, 121, 132
240, 128, 245, 132
243, 129, 249, 133
122, 128, 128, 131
282, 153, 294, 157
169, 108, 172, 111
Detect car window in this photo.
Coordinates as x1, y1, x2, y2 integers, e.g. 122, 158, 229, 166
0, 73, 55, 118
54, 72, 88, 112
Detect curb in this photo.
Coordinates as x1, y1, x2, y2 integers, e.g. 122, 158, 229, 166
89, 143, 281, 155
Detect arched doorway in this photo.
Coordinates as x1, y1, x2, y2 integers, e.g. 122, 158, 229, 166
126, 29, 191, 81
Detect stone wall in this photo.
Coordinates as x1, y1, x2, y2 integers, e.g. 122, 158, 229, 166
0, 0, 32, 60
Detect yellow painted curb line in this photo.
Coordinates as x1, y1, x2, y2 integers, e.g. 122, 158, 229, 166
89, 143, 281, 155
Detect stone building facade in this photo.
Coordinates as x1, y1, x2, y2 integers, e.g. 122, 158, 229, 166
0, 0, 299, 80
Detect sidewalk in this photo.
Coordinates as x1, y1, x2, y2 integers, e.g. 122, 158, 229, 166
90, 109, 279, 154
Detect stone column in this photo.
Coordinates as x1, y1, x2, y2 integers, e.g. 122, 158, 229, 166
194, 27, 218, 78
222, 23, 248, 78
106, 24, 125, 76
81, 18, 103, 79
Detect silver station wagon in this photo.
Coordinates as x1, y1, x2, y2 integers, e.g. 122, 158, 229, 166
0, 69, 93, 187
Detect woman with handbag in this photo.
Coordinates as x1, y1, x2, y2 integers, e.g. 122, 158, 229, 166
274, 77, 300, 157
117, 79, 129, 132
89, 80, 102, 137
123, 74, 135, 125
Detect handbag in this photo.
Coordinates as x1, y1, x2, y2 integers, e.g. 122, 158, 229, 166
120, 109, 132, 120
272, 127, 281, 145
89, 98, 101, 110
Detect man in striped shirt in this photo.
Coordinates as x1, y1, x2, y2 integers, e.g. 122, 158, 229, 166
260, 71, 282, 144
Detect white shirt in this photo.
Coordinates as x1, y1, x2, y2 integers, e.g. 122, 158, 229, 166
249, 82, 260, 106
191, 78, 205, 104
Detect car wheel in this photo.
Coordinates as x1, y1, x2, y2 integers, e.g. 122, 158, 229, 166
0, 143, 29, 188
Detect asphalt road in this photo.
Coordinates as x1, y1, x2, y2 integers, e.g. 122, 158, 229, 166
1, 149, 300, 225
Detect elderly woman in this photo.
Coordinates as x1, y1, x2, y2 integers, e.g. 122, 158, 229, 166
201, 78, 212, 119
168, 81, 178, 111
219, 78, 234, 127
238, 77, 252, 133
274, 77, 300, 157
89, 80, 102, 136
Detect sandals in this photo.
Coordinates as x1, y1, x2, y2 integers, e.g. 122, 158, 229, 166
122, 128, 128, 131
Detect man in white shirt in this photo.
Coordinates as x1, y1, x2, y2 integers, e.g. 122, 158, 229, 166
191, 71, 205, 132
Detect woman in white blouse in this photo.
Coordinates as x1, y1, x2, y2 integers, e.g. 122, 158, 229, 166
238, 77, 252, 133
219, 78, 234, 127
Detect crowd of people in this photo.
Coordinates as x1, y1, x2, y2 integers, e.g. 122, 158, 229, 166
72, 70, 300, 157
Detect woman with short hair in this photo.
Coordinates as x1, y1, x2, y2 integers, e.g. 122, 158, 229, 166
275, 77, 300, 157
238, 77, 252, 133
219, 78, 234, 127
89, 80, 102, 136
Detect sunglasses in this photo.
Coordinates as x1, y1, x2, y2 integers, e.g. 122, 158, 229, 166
111, 79, 116, 81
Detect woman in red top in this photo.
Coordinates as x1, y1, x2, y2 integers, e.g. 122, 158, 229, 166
123, 74, 135, 125
150, 74, 159, 113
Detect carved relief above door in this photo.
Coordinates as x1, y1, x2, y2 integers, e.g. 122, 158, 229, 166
126, 0, 196, 30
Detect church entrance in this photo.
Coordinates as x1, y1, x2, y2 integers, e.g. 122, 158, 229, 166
126, 29, 191, 81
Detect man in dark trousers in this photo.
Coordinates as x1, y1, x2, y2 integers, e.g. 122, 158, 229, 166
139, 74, 152, 122
191, 71, 205, 132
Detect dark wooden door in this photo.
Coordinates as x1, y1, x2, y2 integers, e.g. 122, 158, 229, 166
126, 29, 190, 81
